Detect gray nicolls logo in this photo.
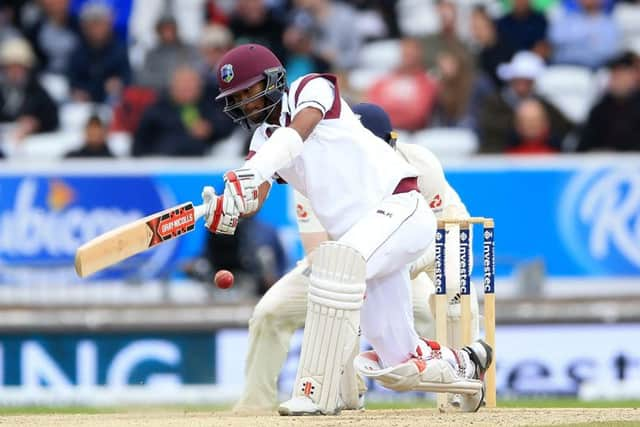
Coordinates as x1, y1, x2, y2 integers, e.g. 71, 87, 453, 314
376, 209, 393, 218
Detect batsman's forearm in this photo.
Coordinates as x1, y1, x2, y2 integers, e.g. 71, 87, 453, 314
245, 127, 303, 182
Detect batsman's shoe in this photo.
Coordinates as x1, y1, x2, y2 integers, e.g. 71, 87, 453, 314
457, 339, 493, 412
278, 396, 338, 416
354, 350, 483, 395
354, 339, 492, 399
462, 339, 493, 380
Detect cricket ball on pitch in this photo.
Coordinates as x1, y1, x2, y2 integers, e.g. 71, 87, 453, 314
214, 269, 234, 289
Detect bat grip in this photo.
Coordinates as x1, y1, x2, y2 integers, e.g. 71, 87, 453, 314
194, 204, 208, 221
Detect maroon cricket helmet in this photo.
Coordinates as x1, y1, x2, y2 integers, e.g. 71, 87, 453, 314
215, 44, 287, 130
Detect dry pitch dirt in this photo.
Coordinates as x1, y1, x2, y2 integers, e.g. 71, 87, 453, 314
2, 408, 639, 427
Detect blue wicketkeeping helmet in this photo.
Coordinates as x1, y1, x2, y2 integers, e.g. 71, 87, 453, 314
352, 102, 397, 147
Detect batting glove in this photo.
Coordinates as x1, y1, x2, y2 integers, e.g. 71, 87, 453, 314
223, 168, 261, 215
202, 186, 239, 235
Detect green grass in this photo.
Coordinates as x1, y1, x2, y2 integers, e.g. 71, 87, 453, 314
498, 398, 640, 408
538, 423, 640, 427
0, 399, 637, 416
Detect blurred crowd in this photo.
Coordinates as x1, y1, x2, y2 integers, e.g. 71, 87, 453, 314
1, 0, 640, 160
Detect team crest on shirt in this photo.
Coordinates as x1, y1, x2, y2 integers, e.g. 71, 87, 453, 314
220, 64, 234, 83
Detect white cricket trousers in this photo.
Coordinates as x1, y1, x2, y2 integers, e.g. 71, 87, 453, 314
339, 191, 434, 367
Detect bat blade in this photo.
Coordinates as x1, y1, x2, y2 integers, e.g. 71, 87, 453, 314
74, 202, 206, 278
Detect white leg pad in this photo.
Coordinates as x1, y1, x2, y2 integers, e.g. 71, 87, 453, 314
354, 351, 483, 395
280, 242, 366, 415
339, 339, 365, 410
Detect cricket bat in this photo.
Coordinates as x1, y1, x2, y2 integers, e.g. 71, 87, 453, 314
74, 202, 207, 278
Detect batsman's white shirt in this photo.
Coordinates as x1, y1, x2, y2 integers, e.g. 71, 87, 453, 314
294, 141, 469, 233
249, 74, 418, 239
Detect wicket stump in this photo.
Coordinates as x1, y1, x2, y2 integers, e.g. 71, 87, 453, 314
434, 217, 496, 409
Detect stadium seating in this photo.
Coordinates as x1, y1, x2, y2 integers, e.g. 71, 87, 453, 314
39, 73, 70, 104
535, 65, 597, 124
613, 3, 640, 47
396, 0, 438, 36
411, 127, 479, 158
357, 39, 402, 71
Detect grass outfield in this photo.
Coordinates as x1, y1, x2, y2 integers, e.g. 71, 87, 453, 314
0, 398, 638, 415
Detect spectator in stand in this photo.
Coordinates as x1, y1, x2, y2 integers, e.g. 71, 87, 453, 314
196, 25, 236, 144
470, 6, 516, 88
0, 38, 59, 140
133, 65, 224, 156
496, 0, 548, 54
344, 0, 401, 39
478, 51, 573, 152
129, 0, 208, 70
548, 0, 621, 69
204, 0, 230, 26
561, 0, 616, 14
68, 0, 133, 41
136, 14, 200, 91
67, 1, 131, 103
282, 13, 331, 83
292, 0, 362, 71
24, 0, 80, 76
430, 51, 477, 129
0, 3, 21, 45
507, 99, 561, 153
633, 47, 640, 81
432, 49, 495, 131
420, 0, 473, 75
198, 24, 234, 92
366, 37, 438, 131
65, 113, 114, 157
613, 0, 640, 48
577, 52, 640, 151
229, 0, 286, 61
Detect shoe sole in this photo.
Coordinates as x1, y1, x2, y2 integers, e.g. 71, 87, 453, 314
278, 407, 327, 416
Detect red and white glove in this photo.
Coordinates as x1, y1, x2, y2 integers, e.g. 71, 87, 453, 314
223, 168, 261, 215
202, 186, 239, 235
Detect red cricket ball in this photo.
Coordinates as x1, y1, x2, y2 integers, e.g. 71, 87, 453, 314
214, 269, 234, 289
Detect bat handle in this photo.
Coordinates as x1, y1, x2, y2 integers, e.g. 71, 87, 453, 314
194, 204, 208, 221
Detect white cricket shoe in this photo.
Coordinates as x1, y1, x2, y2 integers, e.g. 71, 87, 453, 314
278, 396, 337, 416
458, 339, 493, 412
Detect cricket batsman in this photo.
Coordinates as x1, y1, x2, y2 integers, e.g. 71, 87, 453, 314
232, 102, 482, 413
202, 44, 491, 416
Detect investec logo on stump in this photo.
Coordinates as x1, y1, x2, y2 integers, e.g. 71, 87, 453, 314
560, 167, 640, 274
434, 230, 445, 294
0, 177, 170, 279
